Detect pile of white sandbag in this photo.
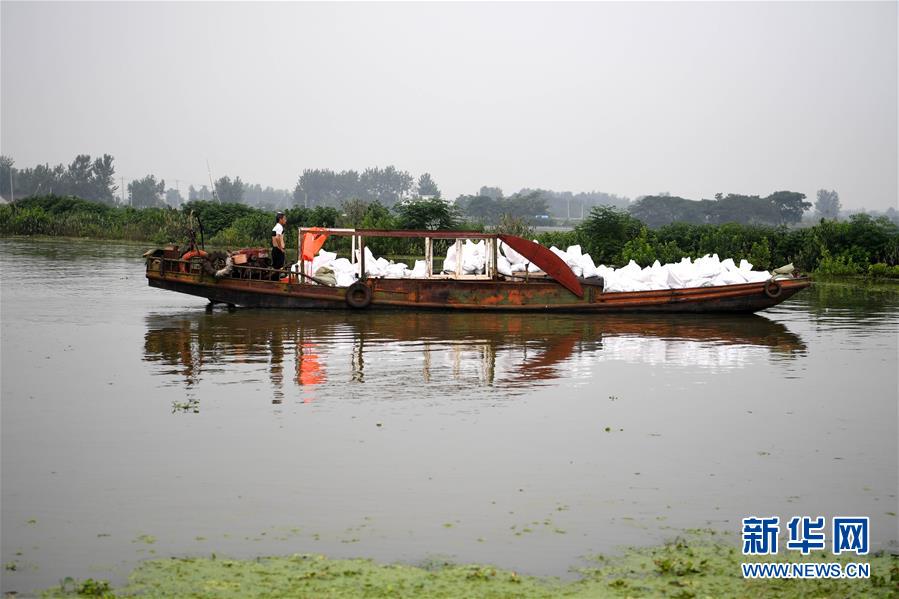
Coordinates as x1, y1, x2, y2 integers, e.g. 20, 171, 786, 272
294, 241, 774, 293
355, 247, 430, 280
292, 247, 431, 286
597, 255, 772, 292
443, 239, 489, 275
291, 250, 360, 287
497, 241, 772, 292
497, 241, 543, 276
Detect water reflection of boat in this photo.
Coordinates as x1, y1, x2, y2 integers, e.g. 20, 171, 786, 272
143, 311, 805, 395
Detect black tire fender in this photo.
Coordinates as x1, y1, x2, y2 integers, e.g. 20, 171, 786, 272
346, 281, 373, 309
764, 279, 782, 299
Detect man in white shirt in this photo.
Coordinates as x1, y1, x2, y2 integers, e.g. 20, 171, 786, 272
271, 212, 287, 270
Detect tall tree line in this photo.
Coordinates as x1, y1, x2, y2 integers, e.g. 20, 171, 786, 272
628, 192, 812, 227
454, 186, 630, 225
1, 154, 117, 205
292, 166, 437, 208
8, 154, 884, 227
455, 190, 549, 226
518, 188, 631, 218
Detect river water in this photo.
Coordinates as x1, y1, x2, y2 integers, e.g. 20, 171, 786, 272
1, 237, 897, 594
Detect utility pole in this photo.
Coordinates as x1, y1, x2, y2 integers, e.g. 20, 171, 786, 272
206, 160, 219, 203
9, 167, 13, 203
121, 176, 125, 205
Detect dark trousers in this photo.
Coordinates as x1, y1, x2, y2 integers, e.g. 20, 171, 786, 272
271, 247, 285, 270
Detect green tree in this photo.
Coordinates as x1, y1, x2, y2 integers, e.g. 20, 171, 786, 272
181, 200, 258, 238
361, 166, 413, 206
188, 185, 216, 202
17, 163, 64, 198
90, 154, 117, 205
339, 198, 370, 227
478, 186, 503, 200
360, 202, 393, 229
620, 226, 657, 265
629, 195, 706, 227
767, 190, 810, 225
456, 194, 501, 224
815, 189, 841, 220
0, 155, 14, 199
455, 191, 549, 226
215, 176, 245, 203
293, 166, 415, 208
504, 191, 548, 222
197, 185, 212, 201
748, 238, 773, 270
395, 197, 458, 230
1, 153, 117, 203
128, 175, 165, 208
165, 188, 184, 207
629, 191, 809, 227
575, 206, 644, 265
416, 172, 440, 197
294, 168, 330, 207
492, 214, 534, 239
65, 154, 94, 199
293, 168, 356, 207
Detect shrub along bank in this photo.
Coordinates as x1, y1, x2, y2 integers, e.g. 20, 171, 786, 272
2, 198, 897, 277
535, 207, 899, 277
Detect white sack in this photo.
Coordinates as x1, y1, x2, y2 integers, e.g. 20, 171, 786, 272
330, 258, 357, 287
499, 241, 526, 265
579, 253, 599, 279
385, 262, 409, 278
409, 260, 428, 279
311, 249, 337, 274
461, 239, 486, 274
744, 271, 772, 283
443, 244, 457, 273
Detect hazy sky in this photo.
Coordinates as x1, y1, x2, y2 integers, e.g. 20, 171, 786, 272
2, 1, 896, 209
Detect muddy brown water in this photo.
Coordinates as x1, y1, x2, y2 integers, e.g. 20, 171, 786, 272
1, 238, 897, 594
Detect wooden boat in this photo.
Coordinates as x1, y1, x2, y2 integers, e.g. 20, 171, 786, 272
144, 228, 811, 313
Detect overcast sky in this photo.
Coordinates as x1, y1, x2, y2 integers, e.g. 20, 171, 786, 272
2, 1, 896, 209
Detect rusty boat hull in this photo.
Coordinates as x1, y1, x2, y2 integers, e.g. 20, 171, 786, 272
146, 259, 811, 313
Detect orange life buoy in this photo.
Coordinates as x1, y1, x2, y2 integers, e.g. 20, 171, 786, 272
180, 249, 208, 273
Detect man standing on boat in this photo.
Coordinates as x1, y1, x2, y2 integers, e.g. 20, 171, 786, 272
271, 211, 287, 270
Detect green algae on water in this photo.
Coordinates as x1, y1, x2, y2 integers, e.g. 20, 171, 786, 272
42, 533, 898, 598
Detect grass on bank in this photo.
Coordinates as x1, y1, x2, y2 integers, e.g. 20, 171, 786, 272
42, 532, 898, 598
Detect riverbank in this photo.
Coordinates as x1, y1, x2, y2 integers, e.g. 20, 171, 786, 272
2, 196, 897, 276
41, 532, 898, 598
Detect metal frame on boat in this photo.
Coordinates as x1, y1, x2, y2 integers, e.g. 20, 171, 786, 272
145, 227, 811, 313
